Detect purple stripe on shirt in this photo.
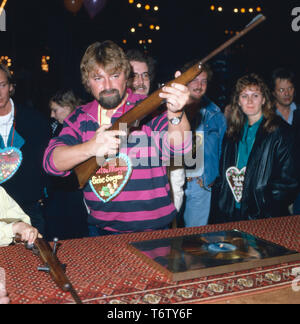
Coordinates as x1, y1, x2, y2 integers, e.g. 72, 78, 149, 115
91, 204, 175, 223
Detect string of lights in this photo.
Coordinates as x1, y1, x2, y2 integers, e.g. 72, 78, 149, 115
210, 4, 262, 14
208, 2, 264, 39
122, 0, 161, 50
0, 55, 12, 68
41, 56, 50, 73
128, 0, 159, 12
0, 55, 51, 74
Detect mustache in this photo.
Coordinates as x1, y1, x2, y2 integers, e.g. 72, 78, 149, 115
133, 85, 147, 90
99, 89, 119, 96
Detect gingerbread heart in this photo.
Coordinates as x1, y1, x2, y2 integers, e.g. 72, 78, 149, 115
0, 148, 23, 184
226, 166, 246, 203
89, 153, 132, 203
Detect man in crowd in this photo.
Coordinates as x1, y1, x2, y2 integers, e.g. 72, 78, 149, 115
0, 64, 50, 236
271, 68, 300, 214
272, 68, 299, 125
126, 49, 185, 214
126, 49, 156, 96
181, 61, 226, 227
43, 40, 191, 236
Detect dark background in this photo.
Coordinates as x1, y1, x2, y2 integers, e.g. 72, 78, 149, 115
1, 0, 299, 115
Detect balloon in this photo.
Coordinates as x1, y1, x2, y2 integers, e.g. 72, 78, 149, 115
83, 0, 107, 19
64, 0, 84, 15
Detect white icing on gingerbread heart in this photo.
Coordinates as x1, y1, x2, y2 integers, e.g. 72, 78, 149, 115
226, 166, 246, 203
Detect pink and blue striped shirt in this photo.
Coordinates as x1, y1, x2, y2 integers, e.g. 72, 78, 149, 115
43, 89, 191, 233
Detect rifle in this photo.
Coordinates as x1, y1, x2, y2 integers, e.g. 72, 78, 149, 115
15, 235, 82, 304
74, 14, 266, 189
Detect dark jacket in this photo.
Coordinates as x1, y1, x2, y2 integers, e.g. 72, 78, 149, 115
292, 105, 300, 129
291, 106, 300, 183
209, 117, 298, 224
44, 121, 89, 240
2, 105, 50, 206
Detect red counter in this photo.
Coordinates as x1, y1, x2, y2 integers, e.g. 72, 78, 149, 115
1, 216, 300, 304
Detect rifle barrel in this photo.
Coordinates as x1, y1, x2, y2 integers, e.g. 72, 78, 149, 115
15, 235, 83, 304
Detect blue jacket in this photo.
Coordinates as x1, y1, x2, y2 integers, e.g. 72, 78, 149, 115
186, 96, 227, 188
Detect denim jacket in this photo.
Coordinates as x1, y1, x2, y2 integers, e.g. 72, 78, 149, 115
186, 96, 227, 188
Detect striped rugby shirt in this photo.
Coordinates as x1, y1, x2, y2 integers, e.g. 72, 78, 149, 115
43, 89, 192, 233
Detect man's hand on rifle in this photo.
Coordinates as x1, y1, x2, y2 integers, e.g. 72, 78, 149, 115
89, 124, 127, 158
159, 71, 190, 115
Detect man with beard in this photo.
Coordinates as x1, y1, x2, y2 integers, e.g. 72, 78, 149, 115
126, 49, 156, 96
43, 41, 191, 236
181, 61, 226, 227
271, 68, 300, 214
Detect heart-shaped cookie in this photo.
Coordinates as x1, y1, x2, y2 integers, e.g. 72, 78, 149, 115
89, 153, 132, 203
0, 147, 23, 184
226, 166, 246, 203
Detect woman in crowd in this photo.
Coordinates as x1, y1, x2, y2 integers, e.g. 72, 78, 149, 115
45, 90, 89, 240
49, 90, 83, 136
209, 74, 298, 224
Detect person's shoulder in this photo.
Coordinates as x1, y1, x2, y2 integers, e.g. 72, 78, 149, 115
67, 100, 98, 124
0, 186, 7, 198
203, 96, 222, 114
293, 103, 300, 118
74, 100, 97, 115
270, 116, 294, 141
127, 89, 146, 105
275, 115, 291, 131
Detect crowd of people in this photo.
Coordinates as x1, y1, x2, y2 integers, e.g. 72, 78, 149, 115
0, 40, 299, 303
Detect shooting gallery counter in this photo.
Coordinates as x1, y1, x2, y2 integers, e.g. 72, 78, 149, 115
1, 215, 300, 304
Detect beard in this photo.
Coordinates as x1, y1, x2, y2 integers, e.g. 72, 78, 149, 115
189, 89, 204, 103
98, 89, 124, 109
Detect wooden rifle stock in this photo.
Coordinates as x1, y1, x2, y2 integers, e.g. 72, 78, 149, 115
74, 15, 266, 189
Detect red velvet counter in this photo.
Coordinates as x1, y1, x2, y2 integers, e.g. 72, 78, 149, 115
1, 216, 300, 304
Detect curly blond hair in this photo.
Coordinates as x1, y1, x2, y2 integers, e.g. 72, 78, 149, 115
80, 41, 131, 94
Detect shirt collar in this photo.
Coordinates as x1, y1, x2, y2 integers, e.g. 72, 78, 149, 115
276, 102, 296, 125
290, 102, 297, 112
0, 99, 14, 125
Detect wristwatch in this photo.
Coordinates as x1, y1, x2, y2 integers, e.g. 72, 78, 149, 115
169, 110, 185, 125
